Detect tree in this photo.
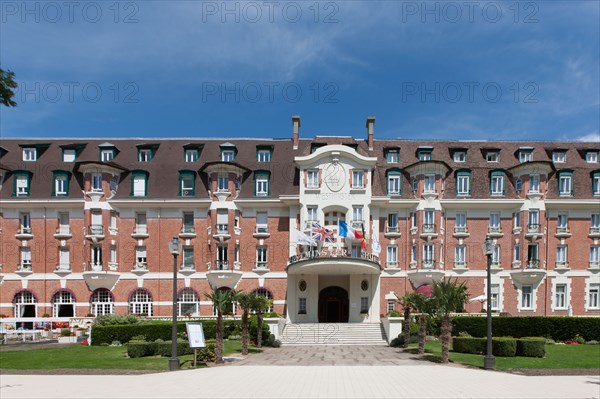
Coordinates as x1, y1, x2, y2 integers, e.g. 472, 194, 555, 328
398, 293, 419, 348
411, 293, 433, 355
0, 68, 17, 107
251, 292, 272, 348
431, 278, 469, 363
234, 291, 254, 356
204, 288, 234, 364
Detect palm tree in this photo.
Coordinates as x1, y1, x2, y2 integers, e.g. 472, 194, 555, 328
205, 288, 234, 363
412, 293, 433, 355
431, 278, 469, 364
399, 293, 418, 348
251, 293, 272, 348
234, 291, 254, 355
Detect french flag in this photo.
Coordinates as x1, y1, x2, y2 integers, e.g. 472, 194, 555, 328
339, 220, 363, 240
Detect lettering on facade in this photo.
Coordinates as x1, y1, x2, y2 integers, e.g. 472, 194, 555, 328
288, 247, 380, 265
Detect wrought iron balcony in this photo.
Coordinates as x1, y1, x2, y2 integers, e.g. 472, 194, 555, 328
215, 224, 229, 235
526, 259, 540, 269
253, 225, 270, 238
488, 226, 502, 236
88, 225, 104, 236
17, 262, 32, 272
254, 262, 269, 270
56, 263, 71, 271
422, 224, 436, 233
133, 262, 148, 271
453, 226, 469, 237
215, 260, 229, 270
555, 226, 571, 237
86, 262, 103, 272
180, 263, 195, 271
527, 224, 541, 234
422, 259, 435, 269
589, 227, 600, 237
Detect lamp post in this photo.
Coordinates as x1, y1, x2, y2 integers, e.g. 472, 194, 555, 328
483, 236, 496, 370
168, 236, 182, 371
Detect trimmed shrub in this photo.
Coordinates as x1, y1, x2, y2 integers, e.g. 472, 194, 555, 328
249, 316, 271, 343
127, 339, 193, 358
452, 316, 600, 341
516, 337, 546, 358
452, 337, 485, 354
127, 340, 149, 358
386, 310, 401, 317
95, 315, 139, 326
492, 337, 517, 357
196, 341, 216, 363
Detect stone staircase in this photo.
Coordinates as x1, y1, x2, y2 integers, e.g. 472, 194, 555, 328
279, 323, 388, 346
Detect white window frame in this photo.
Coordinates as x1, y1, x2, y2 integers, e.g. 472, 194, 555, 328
455, 212, 466, 231
486, 152, 499, 162
129, 289, 153, 316
218, 175, 229, 192
490, 284, 500, 311
455, 245, 466, 264
387, 245, 398, 267
586, 152, 598, 163
552, 152, 565, 163
352, 206, 363, 222
590, 246, 600, 266
418, 151, 432, 161
55, 175, 68, 195
178, 289, 199, 316
588, 284, 600, 310
457, 174, 470, 196
63, 149, 76, 162
387, 175, 400, 195
22, 148, 37, 161
556, 245, 567, 265
181, 175, 194, 196
453, 151, 466, 162
557, 213, 568, 231
554, 284, 567, 310
559, 175, 572, 196
306, 170, 319, 189
16, 175, 29, 196
91, 289, 114, 316
489, 212, 501, 230
221, 150, 234, 162
352, 170, 364, 189
256, 177, 269, 196
100, 150, 114, 162
133, 175, 146, 197
91, 173, 102, 192
138, 149, 152, 162
529, 174, 540, 193
185, 149, 199, 163
521, 285, 533, 309
306, 206, 318, 222
257, 149, 271, 163
424, 174, 435, 193
386, 150, 399, 163
256, 246, 268, 269
519, 151, 533, 163
491, 175, 504, 195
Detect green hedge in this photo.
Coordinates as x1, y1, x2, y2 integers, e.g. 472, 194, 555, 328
516, 337, 546, 358
127, 339, 194, 358
452, 317, 600, 341
452, 336, 545, 357
92, 319, 268, 346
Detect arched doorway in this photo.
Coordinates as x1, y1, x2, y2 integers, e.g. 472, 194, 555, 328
318, 286, 349, 323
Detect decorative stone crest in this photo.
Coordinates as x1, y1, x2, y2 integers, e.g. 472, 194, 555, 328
324, 159, 346, 192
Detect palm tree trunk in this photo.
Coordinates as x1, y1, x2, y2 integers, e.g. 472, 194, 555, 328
241, 310, 249, 355
440, 315, 451, 364
418, 314, 426, 354
402, 307, 411, 348
257, 311, 263, 348
215, 311, 224, 364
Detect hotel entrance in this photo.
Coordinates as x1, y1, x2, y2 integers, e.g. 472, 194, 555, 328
318, 286, 349, 323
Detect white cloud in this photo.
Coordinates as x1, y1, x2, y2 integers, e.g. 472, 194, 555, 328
575, 132, 600, 143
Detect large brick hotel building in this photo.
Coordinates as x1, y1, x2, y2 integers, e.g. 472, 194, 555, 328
1, 116, 599, 323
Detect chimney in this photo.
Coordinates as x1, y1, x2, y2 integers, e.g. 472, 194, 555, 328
292, 115, 301, 150
366, 116, 375, 151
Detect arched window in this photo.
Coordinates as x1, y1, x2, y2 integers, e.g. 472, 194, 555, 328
178, 288, 199, 317
254, 288, 273, 313
91, 289, 114, 316
129, 289, 153, 316
52, 290, 75, 317
13, 290, 36, 318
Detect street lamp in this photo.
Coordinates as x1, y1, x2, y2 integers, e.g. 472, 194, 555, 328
483, 236, 496, 370
168, 236, 182, 371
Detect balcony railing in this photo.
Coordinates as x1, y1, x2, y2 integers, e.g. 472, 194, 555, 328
86, 262, 103, 272
88, 225, 104, 236
488, 226, 502, 235
17, 262, 32, 272
386, 261, 398, 268
255, 262, 268, 270
422, 224, 436, 234
454, 226, 468, 234
180, 263, 195, 271
589, 261, 600, 269
56, 263, 71, 271
422, 259, 434, 269
556, 226, 570, 235
133, 262, 148, 271
181, 226, 196, 234
526, 259, 540, 269
527, 224, 541, 234
351, 220, 364, 229
590, 227, 600, 236
215, 224, 229, 235
16, 227, 33, 238
454, 261, 467, 268
215, 260, 229, 270
132, 226, 149, 238
55, 226, 71, 236
254, 225, 269, 235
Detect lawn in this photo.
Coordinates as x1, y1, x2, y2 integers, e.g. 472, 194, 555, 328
0, 340, 259, 371
412, 341, 600, 371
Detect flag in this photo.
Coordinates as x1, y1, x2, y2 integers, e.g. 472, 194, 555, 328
311, 222, 334, 243
361, 223, 367, 251
295, 228, 317, 246
338, 221, 364, 240
371, 226, 381, 255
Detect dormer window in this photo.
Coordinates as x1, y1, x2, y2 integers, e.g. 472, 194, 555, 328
518, 149, 533, 163
453, 151, 467, 162
257, 146, 273, 163
185, 149, 199, 163
385, 149, 399, 163
13, 171, 32, 197
486, 152, 500, 162
179, 171, 196, 197
62, 149, 76, 162
138, 149, 152, 162
222, 150, 234, 162
418, 151, 432, 161
558, 170, 573, 197
587, 152, 598, 163
131, 171, 148, 197
101, 149, 114, 162
53, 171, 70, 196
553, 151, 566, 163
22, 148, 37, 161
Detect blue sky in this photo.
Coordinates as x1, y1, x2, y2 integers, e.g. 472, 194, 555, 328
1, 1, 598, 141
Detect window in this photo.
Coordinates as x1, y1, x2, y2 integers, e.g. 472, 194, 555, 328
456, 171, 470, 196
132, 173, 147, 197
63, 149, 76, 162
515, 179, 522, 192
455, 245, 466, 265
486, 152, 499, 162
20, 247, 32, 269
256, 246, 268, 269
387, 213, 398, 232
352, 170, 364, 188
100, 149, 114, 162
424, 209, 435, 230
216, 209, 228, 235
216, 245, 228, 269
411, 178, 418, 192
455, 212, 467, 232
423, 244, 434, 267
110, 245, 117, 266
555, 284, 567, 309
53, 172, 69, 196
490, 285, 500, 311
91, 245, 102, 269
552, 152, 566, 163
138, 149, 152, 162
589, 285, 600, 309
528, 209, 539, 231
556, 245, 567, 265
387, 300, 395, 313
424, 174, 435, 193
593, 172, 600, 196
418, 151, 432, 161
410, 212, 417, 230
590, 246, 600, 266
298, 298, 307, 314
58, 212, 69, 235
221, 150, 235, 162
352, 206, 363, 222
91, 173, 102, 192
255, 174, 269, 196
306, 170, 319, 189
109, 211, 117, 232
360, 297, 369, 313
15, 173, 31, 197
307, 206, 318, 222
182, 212, 195, 234
179, 172, 195, 197
513, 212, 521, 230
255, 212, 268, 234
218, 175, 229, 192
135, 213, 147, 235
586, 152, 599, 163
558, 171, 573, 196
490, 172, 505, 196
528, 243, 539, 267
592, 214, 600, 232
254, 288, 273, 313
129, 289, 152, 316
257, 149, 272, 163
519, 151, 533, 163
489, 212, 501, 232
386, 149, 399, 163
387, 173, 401, 195
135, 246, 147, 267
351, 245, 361, 258
387, 245, 398, 266
178, 288, 199, 316
557, 213, 568, 232
185, 149, 199, 163
182, 246, 194, 269
521, 286, 533, 309
514, 242, 520, 262
52, 291, 74, 317
22, 148, 37, 161
529, 174, 540, 193
20, 212, 31, 233
91, 289, 114, 316
14, 291, 37, 318
491, 245, 501, 265
453, 151, 466, 162
411, 244, 417, 263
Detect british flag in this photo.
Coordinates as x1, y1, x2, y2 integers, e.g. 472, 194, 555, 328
311, 222, 334, 243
